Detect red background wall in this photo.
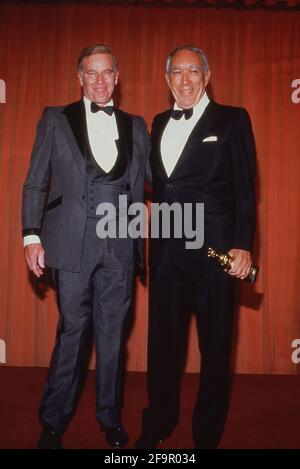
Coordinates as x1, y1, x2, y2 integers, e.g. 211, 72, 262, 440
0, 3, 300, 373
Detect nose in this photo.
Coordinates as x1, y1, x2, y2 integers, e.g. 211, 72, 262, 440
181, 71, 190, 85
95, 72, 104, 84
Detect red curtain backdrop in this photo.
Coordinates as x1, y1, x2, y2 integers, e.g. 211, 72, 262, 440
0, 3, 300, 373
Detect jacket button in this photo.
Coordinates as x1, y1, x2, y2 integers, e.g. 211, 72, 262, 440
82, 195, 85, 200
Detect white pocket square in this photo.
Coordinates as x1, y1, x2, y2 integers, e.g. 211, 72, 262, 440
202, 136, 218, 142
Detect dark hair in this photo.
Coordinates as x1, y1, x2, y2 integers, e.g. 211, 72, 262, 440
77, 44, 118, 74
166, 45, 209, 74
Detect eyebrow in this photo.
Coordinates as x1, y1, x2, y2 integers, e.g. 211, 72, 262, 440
86, 67, 114, 73
171, 65, 202, 71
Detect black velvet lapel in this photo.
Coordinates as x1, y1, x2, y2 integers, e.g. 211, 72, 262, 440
114, 109, 133, 165
151, 110, 172, 180
61, 100, 86, 177
114, 109, 135, 184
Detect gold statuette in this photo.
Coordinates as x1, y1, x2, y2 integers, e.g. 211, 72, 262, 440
207, 247, 258, 284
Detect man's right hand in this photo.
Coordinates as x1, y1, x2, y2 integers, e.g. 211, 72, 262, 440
24, 243, 45, 278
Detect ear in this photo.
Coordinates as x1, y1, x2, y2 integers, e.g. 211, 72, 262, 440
114, 71, 119, 86
78, 72, 83, 87
204, 69, 211, 87
165, 73, 171, 89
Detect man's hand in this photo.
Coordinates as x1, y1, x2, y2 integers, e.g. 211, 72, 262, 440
227, 248, 252, 280
24, 243, 45, 278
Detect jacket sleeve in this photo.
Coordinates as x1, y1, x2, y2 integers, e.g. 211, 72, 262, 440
230, 108, 256, 251
22, 108, 53, 237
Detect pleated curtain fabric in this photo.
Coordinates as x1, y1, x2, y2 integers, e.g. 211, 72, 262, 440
0, 2, 300, 373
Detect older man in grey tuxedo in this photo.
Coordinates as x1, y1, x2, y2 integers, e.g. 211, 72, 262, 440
22, 44, 149, 449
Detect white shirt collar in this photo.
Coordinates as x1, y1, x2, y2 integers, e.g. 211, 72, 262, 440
83, 95, 118, 140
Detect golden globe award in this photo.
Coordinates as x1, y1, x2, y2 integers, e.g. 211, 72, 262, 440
207, 247, 258, 284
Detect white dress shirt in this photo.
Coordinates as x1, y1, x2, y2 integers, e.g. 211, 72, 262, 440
24, 96, 119, 247
84, 96, 119, 173
161, 92, 210, 177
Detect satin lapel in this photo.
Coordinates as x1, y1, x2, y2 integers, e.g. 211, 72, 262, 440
170, 101, 221, 177
114, 109, 134, 185
151, 110, 172, 179
60, 100, 86, 178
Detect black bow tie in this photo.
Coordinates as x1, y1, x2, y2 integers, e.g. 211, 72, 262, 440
171, 108, 193, 120
90, 102, 114, 116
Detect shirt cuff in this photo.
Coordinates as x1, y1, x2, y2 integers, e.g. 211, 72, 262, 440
23, 235, 41, 247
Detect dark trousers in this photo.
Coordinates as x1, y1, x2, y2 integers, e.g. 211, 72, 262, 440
39, 217, 134, 433
144, 247, 236, 448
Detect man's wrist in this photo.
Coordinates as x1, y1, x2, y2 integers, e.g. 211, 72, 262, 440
24, 235, 41, 247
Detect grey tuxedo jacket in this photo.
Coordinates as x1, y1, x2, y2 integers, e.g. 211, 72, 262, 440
22, 100, 150, 272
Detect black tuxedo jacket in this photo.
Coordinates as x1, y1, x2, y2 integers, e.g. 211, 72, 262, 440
22, 100, 150, 272
149, 100, 256, 272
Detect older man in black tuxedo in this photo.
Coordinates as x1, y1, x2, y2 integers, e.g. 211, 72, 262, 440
136, 45, 256, 449
23, 44, 149, 449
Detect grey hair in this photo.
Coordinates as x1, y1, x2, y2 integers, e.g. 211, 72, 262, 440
77, 44, 118, 74
166, 45, 209, 74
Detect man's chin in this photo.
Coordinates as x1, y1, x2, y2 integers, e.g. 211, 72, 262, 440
177, 98, 196, 109
93, 96, 111, 105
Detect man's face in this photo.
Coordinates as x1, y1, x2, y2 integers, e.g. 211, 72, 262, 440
166, 49, 210, 109
78, 52, 118, 105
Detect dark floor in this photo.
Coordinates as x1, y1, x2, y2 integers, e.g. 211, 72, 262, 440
0, 367, 300, 449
